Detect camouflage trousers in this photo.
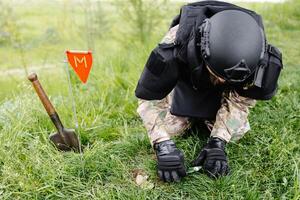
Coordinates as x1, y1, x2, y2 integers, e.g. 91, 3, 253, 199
137, 91, 256, 145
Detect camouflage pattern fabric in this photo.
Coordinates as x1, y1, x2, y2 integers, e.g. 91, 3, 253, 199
160, 24, 179, 44
137, 92, 191, 145
210, 91, 256, 142
137, 90, 255, 145
137, 25, 256, 145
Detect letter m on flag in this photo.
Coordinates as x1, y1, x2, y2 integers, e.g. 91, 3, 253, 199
66, 50, 93, 83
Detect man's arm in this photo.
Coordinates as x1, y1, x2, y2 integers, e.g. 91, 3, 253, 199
210, 90, 256, 142
193, 91, 256, 178
135, 25, 180, 100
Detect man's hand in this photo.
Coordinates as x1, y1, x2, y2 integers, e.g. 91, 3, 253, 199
154, 140, 186, 182
193, 137, 230, 178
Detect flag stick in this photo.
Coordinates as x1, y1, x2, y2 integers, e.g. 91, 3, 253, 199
64, 60, 83, 155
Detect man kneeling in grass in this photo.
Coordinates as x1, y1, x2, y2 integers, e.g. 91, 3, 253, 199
135, 1, 283, 182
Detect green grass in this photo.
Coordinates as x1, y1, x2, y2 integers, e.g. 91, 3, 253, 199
0, 0, 299, 199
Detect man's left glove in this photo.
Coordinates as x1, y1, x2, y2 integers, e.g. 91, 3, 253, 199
154, 140, 186, 182
193, 137, 230, 178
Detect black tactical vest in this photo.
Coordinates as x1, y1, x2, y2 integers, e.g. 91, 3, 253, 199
135, 1, 283, 119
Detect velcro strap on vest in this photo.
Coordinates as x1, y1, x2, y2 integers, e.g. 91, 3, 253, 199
268, 44, 282, 62
253, 51, 268, 88
199, 19, 211, 59
253, 64, 266, 88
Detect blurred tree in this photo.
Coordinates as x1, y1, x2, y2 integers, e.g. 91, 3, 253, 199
0, 1, 13, 45
114, 0, 171, 45
83, 0, 109, 51
0, 1, 29, 75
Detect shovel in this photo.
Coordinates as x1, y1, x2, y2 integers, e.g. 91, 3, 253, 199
28, 73, 80, 152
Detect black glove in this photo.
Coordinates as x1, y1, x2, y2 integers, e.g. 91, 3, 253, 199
193, 137, 230, 178
154, 140, 186, 182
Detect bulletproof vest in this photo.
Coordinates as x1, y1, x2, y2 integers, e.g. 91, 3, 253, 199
168, 1, 266, 119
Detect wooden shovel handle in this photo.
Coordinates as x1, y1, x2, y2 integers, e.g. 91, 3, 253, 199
28, 73, 56, 116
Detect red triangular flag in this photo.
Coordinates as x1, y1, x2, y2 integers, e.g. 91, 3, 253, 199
66, 50, 93, 83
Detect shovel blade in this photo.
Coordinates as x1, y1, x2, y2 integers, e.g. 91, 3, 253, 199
49, 128, 80, 152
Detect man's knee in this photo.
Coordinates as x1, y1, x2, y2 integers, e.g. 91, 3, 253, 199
164, 113, 190, 136
230, 121, 251, 141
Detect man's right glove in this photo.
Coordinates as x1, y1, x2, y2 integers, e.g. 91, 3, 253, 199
154, 140, 186, 182
193, 137, 230, 178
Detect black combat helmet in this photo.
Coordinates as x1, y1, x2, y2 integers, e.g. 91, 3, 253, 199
199, 10, 265, 83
